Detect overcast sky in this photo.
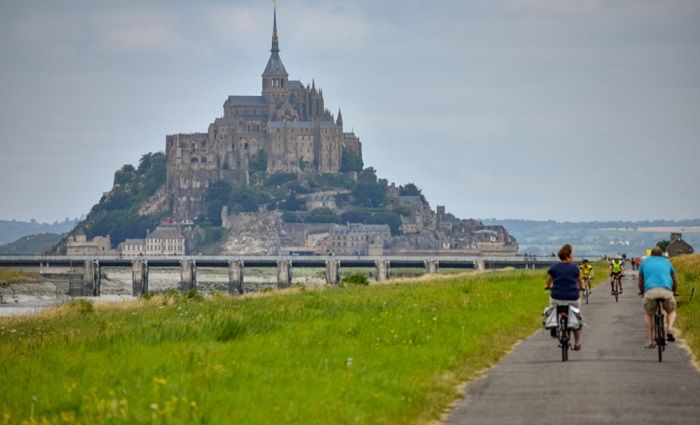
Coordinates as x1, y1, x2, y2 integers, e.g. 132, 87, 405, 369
1, 0, 699, 223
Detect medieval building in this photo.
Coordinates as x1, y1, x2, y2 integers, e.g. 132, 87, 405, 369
166, 5, 362, 219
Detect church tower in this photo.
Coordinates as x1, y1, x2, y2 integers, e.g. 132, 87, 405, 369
262, 3, 289, 102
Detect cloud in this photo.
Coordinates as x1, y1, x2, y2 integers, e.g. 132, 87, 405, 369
91, 6, 182, 53
285, 3, 371, 50
207, 5, 257, 46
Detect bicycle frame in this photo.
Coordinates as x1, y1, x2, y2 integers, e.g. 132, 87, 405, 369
654, 299, 666, 362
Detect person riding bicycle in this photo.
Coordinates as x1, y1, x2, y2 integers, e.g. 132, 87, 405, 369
579, 259, 594, 293
545, 244, 583, 350
638, 246, 678, 349
609, 256, 624, 294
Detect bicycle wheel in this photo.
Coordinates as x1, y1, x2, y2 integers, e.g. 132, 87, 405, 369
655, 313, 664, 362
559, 317, 569, 362
614, 285, 618, 303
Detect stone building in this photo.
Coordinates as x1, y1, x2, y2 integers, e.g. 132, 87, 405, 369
145, 226, 185, 256
666, 233, 694, 257
306, 194, 337, 211
66, 232, 112, 256
118, 239, 145, 257
166, 4, 362, 220
326, 223, 391, 256
117, 226, 185, 256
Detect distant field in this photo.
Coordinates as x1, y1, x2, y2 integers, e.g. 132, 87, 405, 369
0, 269, 41, 285
0, 270, 564, 425
672, 254, 700, 359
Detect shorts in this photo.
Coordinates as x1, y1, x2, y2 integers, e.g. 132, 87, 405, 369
610, 271, 621, 277
643, 288, 676, 315
550, 298, 581, 309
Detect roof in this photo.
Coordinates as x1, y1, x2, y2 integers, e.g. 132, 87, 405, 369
330, 223, 390, 235
120, 239, 145, 246
288, 80, 304, 90
147, 226, 183, 240
262, 52, 288, 77
268, 121, 338, 129
225, 96, 267, 106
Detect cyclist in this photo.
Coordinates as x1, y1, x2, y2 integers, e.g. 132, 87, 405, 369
545, 244, 583, 350
609, 256, 624, 294
638, 246, 678, 348
579, 259, 594, 294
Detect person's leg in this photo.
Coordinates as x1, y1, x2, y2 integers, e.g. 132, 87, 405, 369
573, 328, 582, 347
644, 313, 654, 346
667, 310, 677, 334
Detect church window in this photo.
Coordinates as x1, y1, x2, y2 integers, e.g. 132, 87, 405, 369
201, 157, 207, 163
190, 157, 199, 163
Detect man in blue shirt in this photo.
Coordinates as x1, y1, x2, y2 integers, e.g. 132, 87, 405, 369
638, 246, 679, 348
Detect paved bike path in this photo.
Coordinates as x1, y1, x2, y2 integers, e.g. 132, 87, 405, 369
444, 271, 700, 425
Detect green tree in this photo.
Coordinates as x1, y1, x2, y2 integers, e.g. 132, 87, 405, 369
368, 211, 402, 235
306, 208, 342, 224
280, 192, 306, 211
341, 210, 370, 224
250, 150, 268, 173
399, 183, 422, 197
657, 240, 670, 252
340, 150, 364, 173
352, 181, 387, 208
204, 181, 232, 225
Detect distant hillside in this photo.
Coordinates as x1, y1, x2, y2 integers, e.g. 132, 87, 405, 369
0, 233, 65, 255
0, 218, 78, 246
484, 219, 700, 256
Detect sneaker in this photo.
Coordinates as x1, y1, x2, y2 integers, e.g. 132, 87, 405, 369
667, 332, 675, 342
550, 328, 557, 338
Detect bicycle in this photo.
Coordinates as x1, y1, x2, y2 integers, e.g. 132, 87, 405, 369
611, 274, 623, 302
652, 298, 667, 362
581, 277, 592, 304
555, 305, 572, 361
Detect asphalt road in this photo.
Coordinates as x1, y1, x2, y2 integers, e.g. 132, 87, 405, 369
444, 271, 700, 425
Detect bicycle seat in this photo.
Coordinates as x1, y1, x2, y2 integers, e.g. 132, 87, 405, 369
556, 305, 569, 315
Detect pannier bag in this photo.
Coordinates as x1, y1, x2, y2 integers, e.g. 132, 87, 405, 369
543, 305, 582, 330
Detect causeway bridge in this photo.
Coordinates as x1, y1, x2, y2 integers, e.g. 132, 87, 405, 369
0, 255, 560, 297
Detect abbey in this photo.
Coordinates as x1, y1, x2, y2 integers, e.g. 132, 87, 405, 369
166, 6, 361, 219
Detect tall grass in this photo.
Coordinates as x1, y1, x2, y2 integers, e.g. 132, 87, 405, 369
0, 270, 551, 424
672, 254, 700, 356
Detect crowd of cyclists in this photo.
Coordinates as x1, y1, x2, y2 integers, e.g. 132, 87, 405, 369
545, 244, 679, 352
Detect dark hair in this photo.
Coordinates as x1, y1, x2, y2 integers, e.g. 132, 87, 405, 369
582, 259, 589, 263
651, 246, 663, 256
558, 244, 572, 261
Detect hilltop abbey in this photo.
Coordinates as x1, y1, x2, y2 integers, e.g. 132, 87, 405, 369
166, 6, 361, 219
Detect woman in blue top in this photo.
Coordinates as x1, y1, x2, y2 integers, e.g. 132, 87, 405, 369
545, 244, 584, 350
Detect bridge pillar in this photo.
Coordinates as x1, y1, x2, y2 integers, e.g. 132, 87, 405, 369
228, 260, 244, 294
375, 259, 390, 281
132, 259, 149, 297
180, 260, 197, 293
425, 260, 439, 274
325, 259, 340, 285
474, 259, 486, 271
83, 260, 100, 297
277, 260, 292, 288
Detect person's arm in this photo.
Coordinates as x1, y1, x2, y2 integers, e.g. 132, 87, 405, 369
672, 273, 678, 294
576, 275, 583, 291
545, 273, 553, 290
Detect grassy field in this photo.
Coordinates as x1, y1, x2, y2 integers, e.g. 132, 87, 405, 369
0, 269, 558, 425
671, 254, 700, 357
0, 269, 41, 286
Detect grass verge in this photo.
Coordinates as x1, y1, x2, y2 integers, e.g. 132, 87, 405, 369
0, 270, 550, 424
672, 254, 700, 358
